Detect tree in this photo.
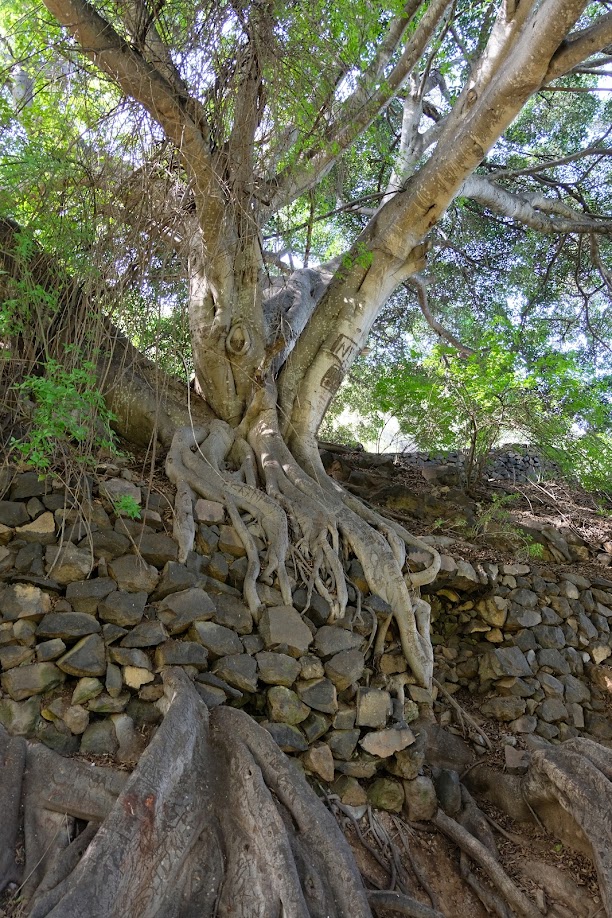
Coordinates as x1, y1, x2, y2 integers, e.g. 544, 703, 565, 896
2, 0, 612, 688
2, 2, 612, 914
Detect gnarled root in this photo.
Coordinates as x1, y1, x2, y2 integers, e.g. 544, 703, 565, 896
166, 388, 437, 686
4, 669, 373, 918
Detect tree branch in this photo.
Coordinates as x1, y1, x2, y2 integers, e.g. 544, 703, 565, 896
461, 174, 612, 235
545, 12, 612, 82
408, 276, 475, 355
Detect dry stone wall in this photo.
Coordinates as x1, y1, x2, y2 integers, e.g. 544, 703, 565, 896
1, 463, 611, 817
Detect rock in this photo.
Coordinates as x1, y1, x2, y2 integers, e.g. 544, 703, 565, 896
479, 646, 533, 680
585, 712, 612, 740
103, 623, 128, 645
37, 611, 101, 640
509, 588, 538, 608
533, 625, 566, 650
157, 588, 216, 634
356, 688, 392, 727
387, 743, 426, 780
299, 654, 325, 680
196, 525, 219, 556
0, 645, 34, 669
326, 729, 360, 760
66, 577, 116, 613
152, 562, 198, 600
136, 533, 178, 568
154, 640, 209, 669
80, 719, 119, 755
36, 638, 66, 661
537, 648, 571, 675
190, 621, 243, 658
120, 621, 167, 647
333, 775, 367, 807
301, 711, 331, 743
45, 543, 93, 584
194, 499, 225, 524
403, 775, 437, 821
218, 525, 246, 558
99, 478, 142, 505
123, 666, 155, 689
110, 647, 152, 669
126, 698, 162, 726
255, 651, 301, 686
333, 704, 356, 730
267, 686, 310, 724
57, 634, 107, 677
293, 589, 331, 628
0, 501, 29, 527
480, 697, 527, 722
98, 591, 147, 627
108, 555, 159, 592
504, 746, 529, 774
313, 626, 361, 659
537, 698, 567, 723
259, 606, 313, 657
591, 645, 612, 665
37, 721, 80, 755
213, 654, 258, 692
360, 726, 415, 758
324, 649, 365, 691
367, 777, 404, 813
0, 696, 40, 734
509, 714, 537, 734
212, 595, 253, 635
106, 662, 124, 697
0, 583, 51, 621
72, 677, 104, 704
1, 662, 64, 700
16, 512, 56, 544
63, 705, 90, 734
296, 678, 337, 714
539, 673, 564, 697
478, 596, 508, 628
334, 755, 380, 780
432, 768, 462, 816
263, 722, 308, 753
301, 744, 334, 781
111, 712, 146, 764
82, 529, 130, 560
87, 692, 130, 714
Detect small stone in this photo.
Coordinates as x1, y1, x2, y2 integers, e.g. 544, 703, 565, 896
16, 512, 56, 544
36, 638, 66, 661
212, 595, 253, 635
403, 775, 437, 821
478, 596, 508, 628
194, 499, 225, 524
259, 606, 313, 657
510, 715, 537, 734
267, 686, 310, 724
218, 525, 246, 558
326, 729, 360, 761
155, 640, 209, 669
480, 697, 527, 722
99, 478, 142, 505
120, 621, 167, 647
80, 719, 119, 755
205, 552, 229, 582
408, 686, 435, 705
368, 777, 404, 813
509, 588, 538, 608
301, 711, 331, 743
106, 662, 124, 697
324, 649, 365, 691
313, 626, 361, 659
83, 529, 130, 561
63, 705, 90, 734
302, 744, 335, 782
111, 712, 146, 764
296, 678, 337, 714
157, 588, 215, 634
537, 648, 570, 675
0, 583, 51, 621
37, 721, 79, 755
333, 704, 356, 730
110, 647, 152, 668
256, 651, 301, 686
387, 744, 426, 780
0, 644, 35, 670
0, 501, 29, 527
124, 666, 155, 689
87, 693, 130, 714
57, 634, 107, 677
37, 611, 101, 641
379, 653, 408, 675
45, 543, 93, 584
0, 696, 41, 734
538, 698, 568, 723
66, 577, 116, 614
152, 562, 198, 600
533, 625, 566, 650
360, 726, 415, 758
136, 533, 178, 568
126, 698, 162, 726
356, 688, 392, 728
108, 555, 159, 593
263, 722, 308, 753
299, 654, 325, 680
102, 623, 128, 645
504, 746, 529, 774
293, 589, 331, 628
591, 645, 612, 665
333, 776, 368, 807
1, 662, 64, 700
190, 621, 243, 658
213, 654, 258, 692
99, 591, 147, 627
72, 677, 104, 705
432, 769, 462, 816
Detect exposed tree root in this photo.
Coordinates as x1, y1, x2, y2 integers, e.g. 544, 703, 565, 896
366, 889, 445, 918
2, 669, 373, 918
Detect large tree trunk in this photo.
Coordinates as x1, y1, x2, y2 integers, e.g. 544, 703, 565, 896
2, 668, 372, 917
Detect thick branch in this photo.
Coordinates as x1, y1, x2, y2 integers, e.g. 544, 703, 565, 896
546, 12, 612, 82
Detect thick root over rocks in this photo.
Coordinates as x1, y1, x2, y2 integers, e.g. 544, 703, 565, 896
165, 399, 440, 687
1, 668, 372, 918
